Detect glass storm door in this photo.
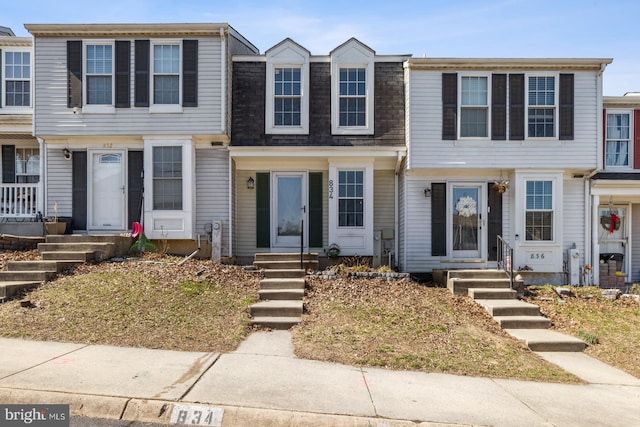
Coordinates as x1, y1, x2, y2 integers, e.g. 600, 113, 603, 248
273, 172, 307, 248
451, 185, 482, 259
89, 150, 126, 230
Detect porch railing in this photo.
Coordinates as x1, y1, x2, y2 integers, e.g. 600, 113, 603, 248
497, 235, 514, 289
1, 184, 38, 219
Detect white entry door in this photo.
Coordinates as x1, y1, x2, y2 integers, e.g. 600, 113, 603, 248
89, 150, 126, 230
451, 184, 484, 259
272, 172, 307, 249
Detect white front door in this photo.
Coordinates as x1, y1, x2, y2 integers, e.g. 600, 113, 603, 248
89, 150, 126, 230
272, 172, 307, 249
451, 184, 484, 259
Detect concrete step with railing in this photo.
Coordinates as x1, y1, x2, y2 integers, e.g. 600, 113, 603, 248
250, 253, 316, 329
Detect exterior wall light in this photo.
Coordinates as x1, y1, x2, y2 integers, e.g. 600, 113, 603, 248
247, 176, 255, 189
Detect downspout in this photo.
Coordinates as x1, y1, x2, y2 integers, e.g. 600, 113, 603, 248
586, 61, 609, 284
220, 27, 227, 135
394, 151, 404, 270
221, 27, 232, 259
228, 154, 233, 258
38, 137, 46, 219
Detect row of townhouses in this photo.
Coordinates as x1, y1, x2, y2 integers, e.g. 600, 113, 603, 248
1, 23, 639, 286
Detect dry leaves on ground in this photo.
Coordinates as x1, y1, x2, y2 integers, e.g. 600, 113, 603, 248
524, 285, 640, 379
0, 251, 261, 352
291, 276, 579, 383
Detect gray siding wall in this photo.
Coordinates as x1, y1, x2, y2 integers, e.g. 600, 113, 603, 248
406, 70, 600, 170
195, 148, 229, 255
231, 62, 405, 146
235, 169, 256, 257
45, 146, 73, 217
403, 176, 431, 272
33, 37, 224, 136
374, 169, 396, 249
633, 204, 640, 282
402, 174, 512, 273
563, 177, 586, 267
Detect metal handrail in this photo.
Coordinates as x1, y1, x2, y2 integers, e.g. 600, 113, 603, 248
497, 235, 514, 289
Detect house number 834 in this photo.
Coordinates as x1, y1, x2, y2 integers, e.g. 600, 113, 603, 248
328, 179, 334, 199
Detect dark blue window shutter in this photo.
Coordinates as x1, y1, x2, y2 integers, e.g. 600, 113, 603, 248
2, 145, 15, 184
72, 151, 87, 230
431, 183, 446, 256
442, 73, 457, 140
559, 73, 574, 140
492, 74, 507, 140
67, 41, 82, 108
182, 40, 198, 107
134, 40, 149, 107
308, 172, 323, 248
115, 41, 130, 108
256, 173, 270, 248
509, 74, 525, 140
487, 183, 503, 261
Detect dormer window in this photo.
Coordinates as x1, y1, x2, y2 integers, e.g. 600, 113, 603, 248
331, 39, 374, 135
339, 68, 366, 126
265, 39, 309, 134
274, 67, 301, 126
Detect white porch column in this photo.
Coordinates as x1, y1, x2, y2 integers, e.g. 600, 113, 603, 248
591, 194, 600, 285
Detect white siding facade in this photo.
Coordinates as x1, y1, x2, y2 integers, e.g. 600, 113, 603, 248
401, 58, 609, 279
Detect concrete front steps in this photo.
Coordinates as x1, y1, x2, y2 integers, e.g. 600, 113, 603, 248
0, 234, 132, 302
449, 269, 587, 352
250, 253, 318, 330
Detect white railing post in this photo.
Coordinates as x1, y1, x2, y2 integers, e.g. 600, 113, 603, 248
0, 183, 39, 220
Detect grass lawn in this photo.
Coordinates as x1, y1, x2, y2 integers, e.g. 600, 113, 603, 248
1, 251, 637, 383
524, 285, 640, 379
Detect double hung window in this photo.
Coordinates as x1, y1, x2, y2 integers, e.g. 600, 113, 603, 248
85, 44, 113, 105
605, 112, 631, 167
153, 44, 180, 105
274, 67, 301, 126
152, 146, 182, 210
3, 51, 31, 107
525, 180, 553, 241
338, 68, 366, 127
460, 76, 488, 137
528, 76, 556, 138
338, 170, 364, 227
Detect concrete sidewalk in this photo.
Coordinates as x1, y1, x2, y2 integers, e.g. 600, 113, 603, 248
1, 332, 639, 427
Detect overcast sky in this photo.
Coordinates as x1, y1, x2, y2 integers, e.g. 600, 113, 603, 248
4, 0, 639, 95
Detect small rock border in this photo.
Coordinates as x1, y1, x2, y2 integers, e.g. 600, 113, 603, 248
310, 270, 410, 281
